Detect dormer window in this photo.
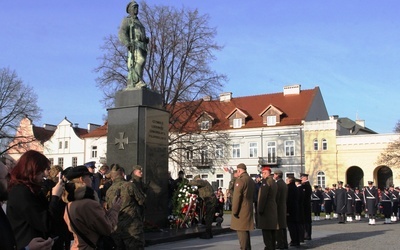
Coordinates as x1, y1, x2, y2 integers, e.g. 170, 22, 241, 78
233, 118, 242, 128
226, 108, 248, 128
259, 105, 283, 126
201, 120, 210, 130
267, 116, 276, 126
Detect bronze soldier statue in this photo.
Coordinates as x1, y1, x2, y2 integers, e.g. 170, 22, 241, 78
119, 1, 149, 89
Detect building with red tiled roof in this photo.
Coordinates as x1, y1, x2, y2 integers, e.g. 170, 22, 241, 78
168, 84, 330, 185
81, 122, 108, 167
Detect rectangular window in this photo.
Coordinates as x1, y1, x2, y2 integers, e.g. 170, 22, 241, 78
72, 157, 77, 167
233, 118, 242, 128
201, 174, 208, 179
249, 142, 258, 158
267, 116, 276, 126
201, 121, 210, 130
48, 158, 54, 166
186, 146, 193, 160
58, 157, 64, 167
216, 174, 224, 188
186, 174, 193, 179
285, 140, 295, 156
215, 144, 223, 159
200, 147, 208, 164
313, 139, 319, 151
58, 141, 62, 149
232, 144, 241, 158
91, 146, 98, 158
322, 139, 328, 150
267, 141, 276, 163
64, 141, 68, 149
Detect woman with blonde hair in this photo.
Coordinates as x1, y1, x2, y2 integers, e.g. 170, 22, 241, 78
63, 165, 121, 250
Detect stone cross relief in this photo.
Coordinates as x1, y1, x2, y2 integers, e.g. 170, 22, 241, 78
115, 132, 128, 150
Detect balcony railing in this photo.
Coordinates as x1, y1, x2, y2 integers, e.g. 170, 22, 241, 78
191, 159, 213, 168
258, 156, 278, 165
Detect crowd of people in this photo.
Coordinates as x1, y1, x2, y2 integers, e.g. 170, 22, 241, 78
0, 150, 147, 250
3, 151, 399, 250
227, 162, 400, 250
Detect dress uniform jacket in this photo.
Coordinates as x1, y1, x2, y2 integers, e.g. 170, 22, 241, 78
363, 186, 378, 215
257, 176, 278, 230
345, 190, 355, 214
380, 191, 392, 218
311, 190, 323, 214
390, 189, 399, 215
230, 172, 255, 231
354, 191, 363, 214
322, 192, 333, 214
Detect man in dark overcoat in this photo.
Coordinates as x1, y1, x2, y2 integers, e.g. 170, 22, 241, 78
274, 170, 288, 249
257, 166, 278, 250
231, 163, 255, 250
295, 178, 305, 243
300, 173, 312, 240
334, 181, 347, 224
363, 181, 378, 225
286, 177, 300, 247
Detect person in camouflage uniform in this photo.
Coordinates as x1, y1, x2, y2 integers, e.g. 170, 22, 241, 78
106, 164, 146, 250
189, 175, 217, 239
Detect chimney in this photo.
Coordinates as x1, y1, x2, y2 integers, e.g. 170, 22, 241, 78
356, 119, 365, 127
283, 84, 301, 95
74, 123, 79, 128
219, 92, 232, 102
203, 95, 212, 101
330, 115, 339, 120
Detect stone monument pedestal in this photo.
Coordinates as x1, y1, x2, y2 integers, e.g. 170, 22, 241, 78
107, 88, 169, 228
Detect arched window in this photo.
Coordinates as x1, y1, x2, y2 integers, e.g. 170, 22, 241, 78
317, 171, 326, 188
313, 139, 319, 150
322, 139, 328, 150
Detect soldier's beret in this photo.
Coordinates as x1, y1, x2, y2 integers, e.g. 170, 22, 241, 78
261, 166, 271, 172
236, 163, 247, 170
274, 169, 283, 175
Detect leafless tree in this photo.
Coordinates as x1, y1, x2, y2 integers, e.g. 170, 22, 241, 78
377, 120, 400, 166
94, 2, 230, 170
0, 67, 41, 156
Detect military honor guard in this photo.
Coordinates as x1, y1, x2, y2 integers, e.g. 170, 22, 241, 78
345, 184, 355, 222
322, 187, 333, 220
311, 185, 323, 221
389, 184, 399, 222
330, 184, 338, 219
363, 181, 379, 225
353, 187, 364, 221
380, 188, 393, 224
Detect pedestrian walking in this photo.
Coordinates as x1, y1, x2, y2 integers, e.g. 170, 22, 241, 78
334, 181, 347, 224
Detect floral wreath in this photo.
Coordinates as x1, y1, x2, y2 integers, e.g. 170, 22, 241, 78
169, 182, 199, 228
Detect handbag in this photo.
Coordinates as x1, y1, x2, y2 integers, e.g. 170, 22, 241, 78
66, 204, 116, 250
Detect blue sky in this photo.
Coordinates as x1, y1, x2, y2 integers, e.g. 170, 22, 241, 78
1, 0, 399, 133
